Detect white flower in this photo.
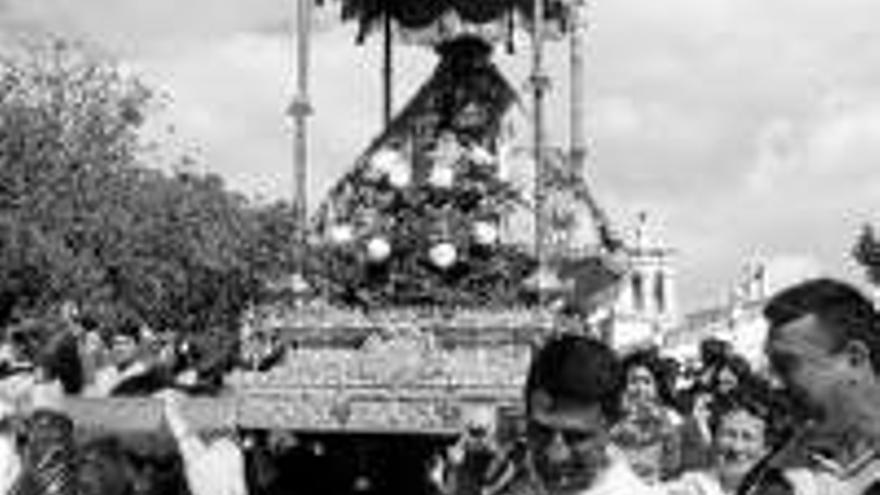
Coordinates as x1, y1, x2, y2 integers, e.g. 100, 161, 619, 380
329, 224, 355, 244
472, 221, 499, 245
370, 148, 405, 175
366, 237, 392, 262
387, 165, 411, 188
469, 145, 495, 167
428, 164, 455, 188
429, 242, 457, 268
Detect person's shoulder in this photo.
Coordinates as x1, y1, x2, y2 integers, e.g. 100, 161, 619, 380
665, 470, 721, 492
736, 466, 795, 495
737, 426, 819, 495
491, 475, 539, 495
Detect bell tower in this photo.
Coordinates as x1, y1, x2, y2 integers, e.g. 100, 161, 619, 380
610, 212, 679, 350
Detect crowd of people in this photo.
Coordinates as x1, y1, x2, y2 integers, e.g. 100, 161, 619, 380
0, 303, 253, 495
0, 277, 879, 495
430, 278, 880, 495
0, 303, 280, 403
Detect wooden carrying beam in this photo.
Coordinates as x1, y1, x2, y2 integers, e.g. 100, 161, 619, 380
60, 386, 522, 435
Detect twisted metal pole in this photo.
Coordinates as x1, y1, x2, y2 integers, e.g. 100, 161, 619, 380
290, 0, 313, 275
531, 0, 550, 306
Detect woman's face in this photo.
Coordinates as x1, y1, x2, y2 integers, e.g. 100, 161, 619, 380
111, 334, 139, 366
714, 409, 766, 487
626, 366, 658, 403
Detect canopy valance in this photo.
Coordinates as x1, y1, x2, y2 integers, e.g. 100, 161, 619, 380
317, 0, 570, 43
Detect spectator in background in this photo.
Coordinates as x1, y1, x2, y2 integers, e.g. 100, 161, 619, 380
1, 377, 155, 495
612, 348, 684, 484
172, 329, 237, 395
666, 402, 770, 495
77, 326, 109, 389
86, 321, 151, 397
678, 345, 759, 474
0, 316, 85, 398
439, 407, 511, 495
36, 322, 84, 396
9, 380, 78, 495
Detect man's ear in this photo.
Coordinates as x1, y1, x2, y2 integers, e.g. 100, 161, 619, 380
528, 390, 553, 415
843, 340, 873, 372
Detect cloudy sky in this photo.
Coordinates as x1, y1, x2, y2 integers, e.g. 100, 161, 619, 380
2, 0, 878, 311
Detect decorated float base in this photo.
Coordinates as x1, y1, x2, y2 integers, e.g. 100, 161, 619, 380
65, 307, 552, 437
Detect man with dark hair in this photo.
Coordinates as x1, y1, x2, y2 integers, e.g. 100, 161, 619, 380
740, 278, 880, 494
86, 321, 152, 397
37, 327, 84, 395
504, 334, 658, 495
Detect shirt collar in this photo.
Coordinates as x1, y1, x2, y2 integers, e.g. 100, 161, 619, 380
801, 426, 880, 479
806, 443, 879, 479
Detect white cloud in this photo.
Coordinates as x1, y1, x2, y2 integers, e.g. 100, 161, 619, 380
746, 94, 880, 197
595, 96, 643, 137
746, 118, 803, 193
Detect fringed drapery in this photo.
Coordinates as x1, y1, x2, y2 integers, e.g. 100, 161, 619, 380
319, 0, 569, 45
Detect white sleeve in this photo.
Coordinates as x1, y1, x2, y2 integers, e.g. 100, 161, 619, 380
781, 469, 821, 495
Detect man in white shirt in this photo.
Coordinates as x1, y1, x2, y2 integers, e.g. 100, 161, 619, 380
501, 335, 660, 495
739, 278, 880, 495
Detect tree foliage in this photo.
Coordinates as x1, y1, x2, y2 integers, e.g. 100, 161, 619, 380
0, 38, 293, 336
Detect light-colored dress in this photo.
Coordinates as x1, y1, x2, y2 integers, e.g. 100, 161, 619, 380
612, 401, 683, 484
584, 448, 665, 495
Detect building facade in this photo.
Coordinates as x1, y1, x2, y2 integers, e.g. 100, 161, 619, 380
604, 213, 680, 352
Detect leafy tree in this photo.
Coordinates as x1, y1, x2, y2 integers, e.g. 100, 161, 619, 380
246, 200, 299, 278
0, 37, 294, 338
0, 38, 148, 323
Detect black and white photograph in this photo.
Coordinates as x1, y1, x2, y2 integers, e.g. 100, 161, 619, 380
1, 1, 879, 494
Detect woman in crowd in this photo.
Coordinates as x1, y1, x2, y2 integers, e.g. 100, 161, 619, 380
664, 401, 770, 495
611, 348, 684, 484
677, 344, 761, 473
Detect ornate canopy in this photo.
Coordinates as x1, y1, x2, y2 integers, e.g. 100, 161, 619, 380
317, 0, 571, 43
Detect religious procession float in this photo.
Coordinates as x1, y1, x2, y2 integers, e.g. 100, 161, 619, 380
65, 0, 638, 450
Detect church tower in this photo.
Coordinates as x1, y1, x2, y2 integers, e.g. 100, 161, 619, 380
609, 212, 679, 350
